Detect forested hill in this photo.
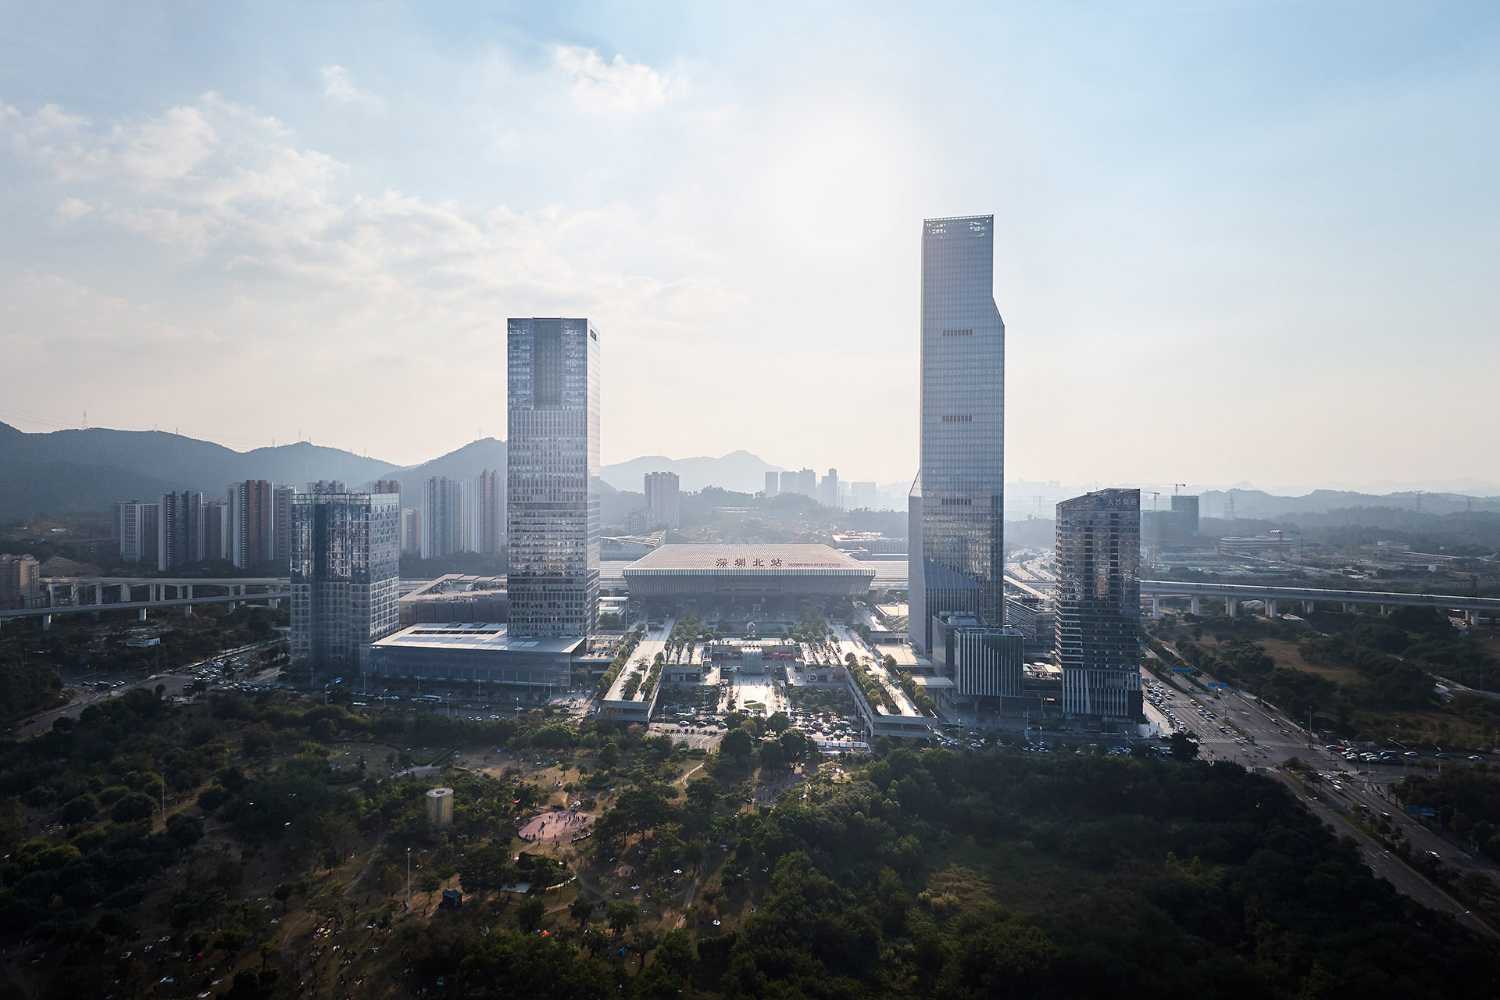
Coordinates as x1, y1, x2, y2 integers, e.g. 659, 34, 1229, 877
5, 690, 1498, 999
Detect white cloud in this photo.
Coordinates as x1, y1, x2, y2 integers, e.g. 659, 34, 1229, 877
320, 65, 385, 112
118, 104, 216, 181
552, 45, 681, 113
0, 92, 737, 434
55, 196, 92, 221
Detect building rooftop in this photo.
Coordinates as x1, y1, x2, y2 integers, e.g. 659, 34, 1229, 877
371, 623, 583, 655
400, 574, 507, 601
624, 543, 873, 574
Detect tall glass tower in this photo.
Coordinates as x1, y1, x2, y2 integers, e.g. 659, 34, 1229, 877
1055, 488, 1142, 719
288, 490, 401, 677
507, 318, 601, 638
908, 215, 1005, 653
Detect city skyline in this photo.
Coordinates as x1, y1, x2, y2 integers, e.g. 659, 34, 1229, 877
3, 5, 1498, 487
3, 6, 1499, 991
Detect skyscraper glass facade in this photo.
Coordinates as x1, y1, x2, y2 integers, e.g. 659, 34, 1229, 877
1055, 488, 1143, 719
908, 215, 1005, 653
507, 318, 600, 638
289, 491, 401, 675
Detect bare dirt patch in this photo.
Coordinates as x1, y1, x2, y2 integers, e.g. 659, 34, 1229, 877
1258, 639, 1366, 687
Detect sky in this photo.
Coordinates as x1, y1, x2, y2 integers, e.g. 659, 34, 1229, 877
2, 2, 1498, 493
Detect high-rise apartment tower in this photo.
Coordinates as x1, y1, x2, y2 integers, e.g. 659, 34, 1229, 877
422, 477, 464, 559
228, 480, 275, 568
114, 500, 161, 565
477, 469, 504, 555
159, 490, 206, 571
644, 471, 680, 529
819, 468, 840, 509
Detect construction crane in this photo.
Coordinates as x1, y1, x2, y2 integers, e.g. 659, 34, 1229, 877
1173, 482, 1187, 496
1150, 490, 1161, 512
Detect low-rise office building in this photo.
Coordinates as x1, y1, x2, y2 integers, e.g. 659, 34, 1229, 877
368, 622, 581, 691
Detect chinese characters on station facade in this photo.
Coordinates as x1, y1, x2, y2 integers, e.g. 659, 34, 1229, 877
714, 557, 783, 568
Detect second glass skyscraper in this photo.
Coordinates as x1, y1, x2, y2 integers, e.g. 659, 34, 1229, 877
908, 215, 1005, 653
507, 317, 601, 638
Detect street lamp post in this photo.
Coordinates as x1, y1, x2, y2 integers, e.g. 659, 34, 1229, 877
406, 847, 412, 911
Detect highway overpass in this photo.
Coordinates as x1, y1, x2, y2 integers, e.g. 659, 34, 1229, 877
1, 577, 289, 629
1139, 579, 1500, 623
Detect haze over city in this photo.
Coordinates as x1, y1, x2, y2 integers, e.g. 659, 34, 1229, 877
8, 5, 1500, 999
4, 3, 1498, 490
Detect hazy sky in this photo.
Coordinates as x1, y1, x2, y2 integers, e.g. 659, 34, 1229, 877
3, 2, 1498, 491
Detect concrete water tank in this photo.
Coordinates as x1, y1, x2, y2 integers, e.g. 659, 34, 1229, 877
426, 786, 454, 827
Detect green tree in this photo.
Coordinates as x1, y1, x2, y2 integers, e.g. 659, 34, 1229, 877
461, 842, 516, 895
779, 729, 812, 762
606, 900, 639, 936
721, 728, 754, 761
758, 739, 786, 771
516, 896, 545, 932
60, 794, 98, 825
1169, 731, 1200, 761
631, 927, 660, 971
111, 791, 155, 823
568, 895, 595, 927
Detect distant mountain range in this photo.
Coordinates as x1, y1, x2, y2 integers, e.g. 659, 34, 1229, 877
1199, 488, 1500, 519
599, 451, 782, 494
5, 420, 1498, 523
0, 423, 771, 518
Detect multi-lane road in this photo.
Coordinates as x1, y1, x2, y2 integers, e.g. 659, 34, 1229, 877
8, 639, 283, 740
1144, 665, 1496, 938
